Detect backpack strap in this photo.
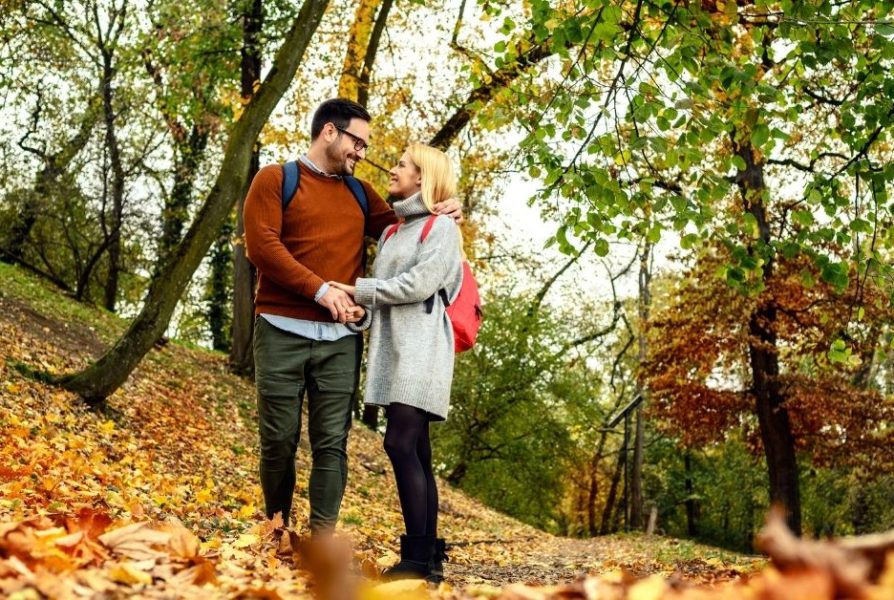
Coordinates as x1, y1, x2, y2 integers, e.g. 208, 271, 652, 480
281, 161, 300, 210
419, 214, 438, 243
281, 162, 369, 218
383, 222, 402, 245
344, 176, 369, 217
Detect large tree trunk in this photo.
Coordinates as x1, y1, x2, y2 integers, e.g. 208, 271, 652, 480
59, 0, 331, 404
736, 138, 801, 536
229, 0, 264, 377
749, 302, 801, 534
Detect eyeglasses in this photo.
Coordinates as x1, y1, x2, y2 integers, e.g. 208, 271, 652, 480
334, 126, 369, 152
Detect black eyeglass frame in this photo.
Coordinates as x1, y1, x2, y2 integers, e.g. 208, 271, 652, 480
334, 125, 369, 152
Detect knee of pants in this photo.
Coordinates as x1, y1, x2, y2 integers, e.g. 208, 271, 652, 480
383, 431, 416, 462
260, 435, 299, 464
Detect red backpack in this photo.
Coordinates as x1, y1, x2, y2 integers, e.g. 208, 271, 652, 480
383, 215, 483, 352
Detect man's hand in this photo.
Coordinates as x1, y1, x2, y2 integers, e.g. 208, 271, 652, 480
317, 286, 357, 323
433, 197, 463, 223
328, 281, 357, 297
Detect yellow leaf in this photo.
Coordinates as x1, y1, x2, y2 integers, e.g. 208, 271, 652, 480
361, 579, 429, 600
233, 534, 258, 548
628, 574, 669, 600
99, 420, 115, 433
108, 563, 152, 585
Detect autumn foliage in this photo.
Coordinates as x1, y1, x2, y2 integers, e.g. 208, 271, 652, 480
643, 249, 894, 472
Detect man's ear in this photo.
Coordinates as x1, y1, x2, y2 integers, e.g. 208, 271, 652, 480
324, 122, 338, 142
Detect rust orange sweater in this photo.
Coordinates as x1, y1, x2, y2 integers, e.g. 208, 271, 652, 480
243, 162, 396, 322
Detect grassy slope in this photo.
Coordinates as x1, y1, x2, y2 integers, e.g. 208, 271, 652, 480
0, 263, 758, 597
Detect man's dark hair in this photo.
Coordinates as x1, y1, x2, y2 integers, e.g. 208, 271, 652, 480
311, 98, 371, 140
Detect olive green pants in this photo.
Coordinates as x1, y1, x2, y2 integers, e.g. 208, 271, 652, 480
253, 317, 360, 531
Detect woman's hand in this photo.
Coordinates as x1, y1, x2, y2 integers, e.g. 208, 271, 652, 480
328, 281, 356, 297
344, 305, 365, 323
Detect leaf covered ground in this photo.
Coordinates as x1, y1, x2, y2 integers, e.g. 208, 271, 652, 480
1, 262, 892, 599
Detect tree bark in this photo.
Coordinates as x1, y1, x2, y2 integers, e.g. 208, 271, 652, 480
684, 451, 698, 537
229, 0, 264, 377
735, 137, 801, 536
159, 126, 209, 262
59, 0, 331, 404
207, 219, 234, 351
337, 0, 381, 102
600, 445, 625, 535
630, 239, 652, 529
99, 42, 125, 312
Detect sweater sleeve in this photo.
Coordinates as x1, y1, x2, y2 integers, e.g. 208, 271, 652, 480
354, 216, 461, 308
243, 164, 326, 299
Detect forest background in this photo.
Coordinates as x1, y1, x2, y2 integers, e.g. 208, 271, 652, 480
1, 0, 894, 561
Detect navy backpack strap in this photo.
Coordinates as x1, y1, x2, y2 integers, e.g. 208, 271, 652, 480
281, 161, 300, 211
343, 176, 369, 217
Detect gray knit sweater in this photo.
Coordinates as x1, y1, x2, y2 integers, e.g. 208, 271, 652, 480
353, 193, 463, 420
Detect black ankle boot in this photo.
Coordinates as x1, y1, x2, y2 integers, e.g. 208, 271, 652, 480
426, 537, 448, 583
383, 534, 434, 580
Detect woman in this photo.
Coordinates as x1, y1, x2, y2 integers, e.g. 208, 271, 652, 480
331, 143, 463, 581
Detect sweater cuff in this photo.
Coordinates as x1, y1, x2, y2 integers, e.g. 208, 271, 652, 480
354, 277, 377, 307
346, 305, 372, 332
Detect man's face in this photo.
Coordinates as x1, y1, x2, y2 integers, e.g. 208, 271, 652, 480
324, 118, 370, 176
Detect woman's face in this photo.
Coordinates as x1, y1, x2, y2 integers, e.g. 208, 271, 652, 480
388, 152, 422, 199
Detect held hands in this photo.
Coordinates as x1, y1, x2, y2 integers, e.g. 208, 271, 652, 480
433, 197, 463, 223
328, 281, 356, 297
318, 286, 358, 324
325, 282, 363, 324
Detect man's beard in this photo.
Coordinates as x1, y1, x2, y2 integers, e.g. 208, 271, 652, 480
325, 143, 355, 176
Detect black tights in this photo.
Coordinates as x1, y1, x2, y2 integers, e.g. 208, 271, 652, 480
383, 403, 438, 537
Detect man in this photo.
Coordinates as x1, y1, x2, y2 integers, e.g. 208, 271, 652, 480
243, 98, 460, 533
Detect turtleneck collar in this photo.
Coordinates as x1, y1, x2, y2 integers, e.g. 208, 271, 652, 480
392, 192, 431, 220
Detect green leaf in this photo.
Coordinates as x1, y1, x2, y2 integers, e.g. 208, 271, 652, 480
792, 210, 814, 227
751, 123, 770, 147
827, 339, 850, 364
731, 155, 747, 171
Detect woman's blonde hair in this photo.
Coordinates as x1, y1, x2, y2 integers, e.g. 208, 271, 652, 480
405, 143, 456, 212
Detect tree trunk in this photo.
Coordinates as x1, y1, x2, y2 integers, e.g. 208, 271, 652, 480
159, 126, 209, 262
735, 137, 801, 536
59, 0, 331, 404
446, 460, 467, 486
229, 0, 264, 377
358, 0, 394, 108
684, 451, 698, 537
630, 239, 652, 530
587, 429, 609, 536
337, 0, 381, 101
207, 219, 234, 351
749, 302, 801, 535
101, 48, 125, 313
600, 445, 625, 535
